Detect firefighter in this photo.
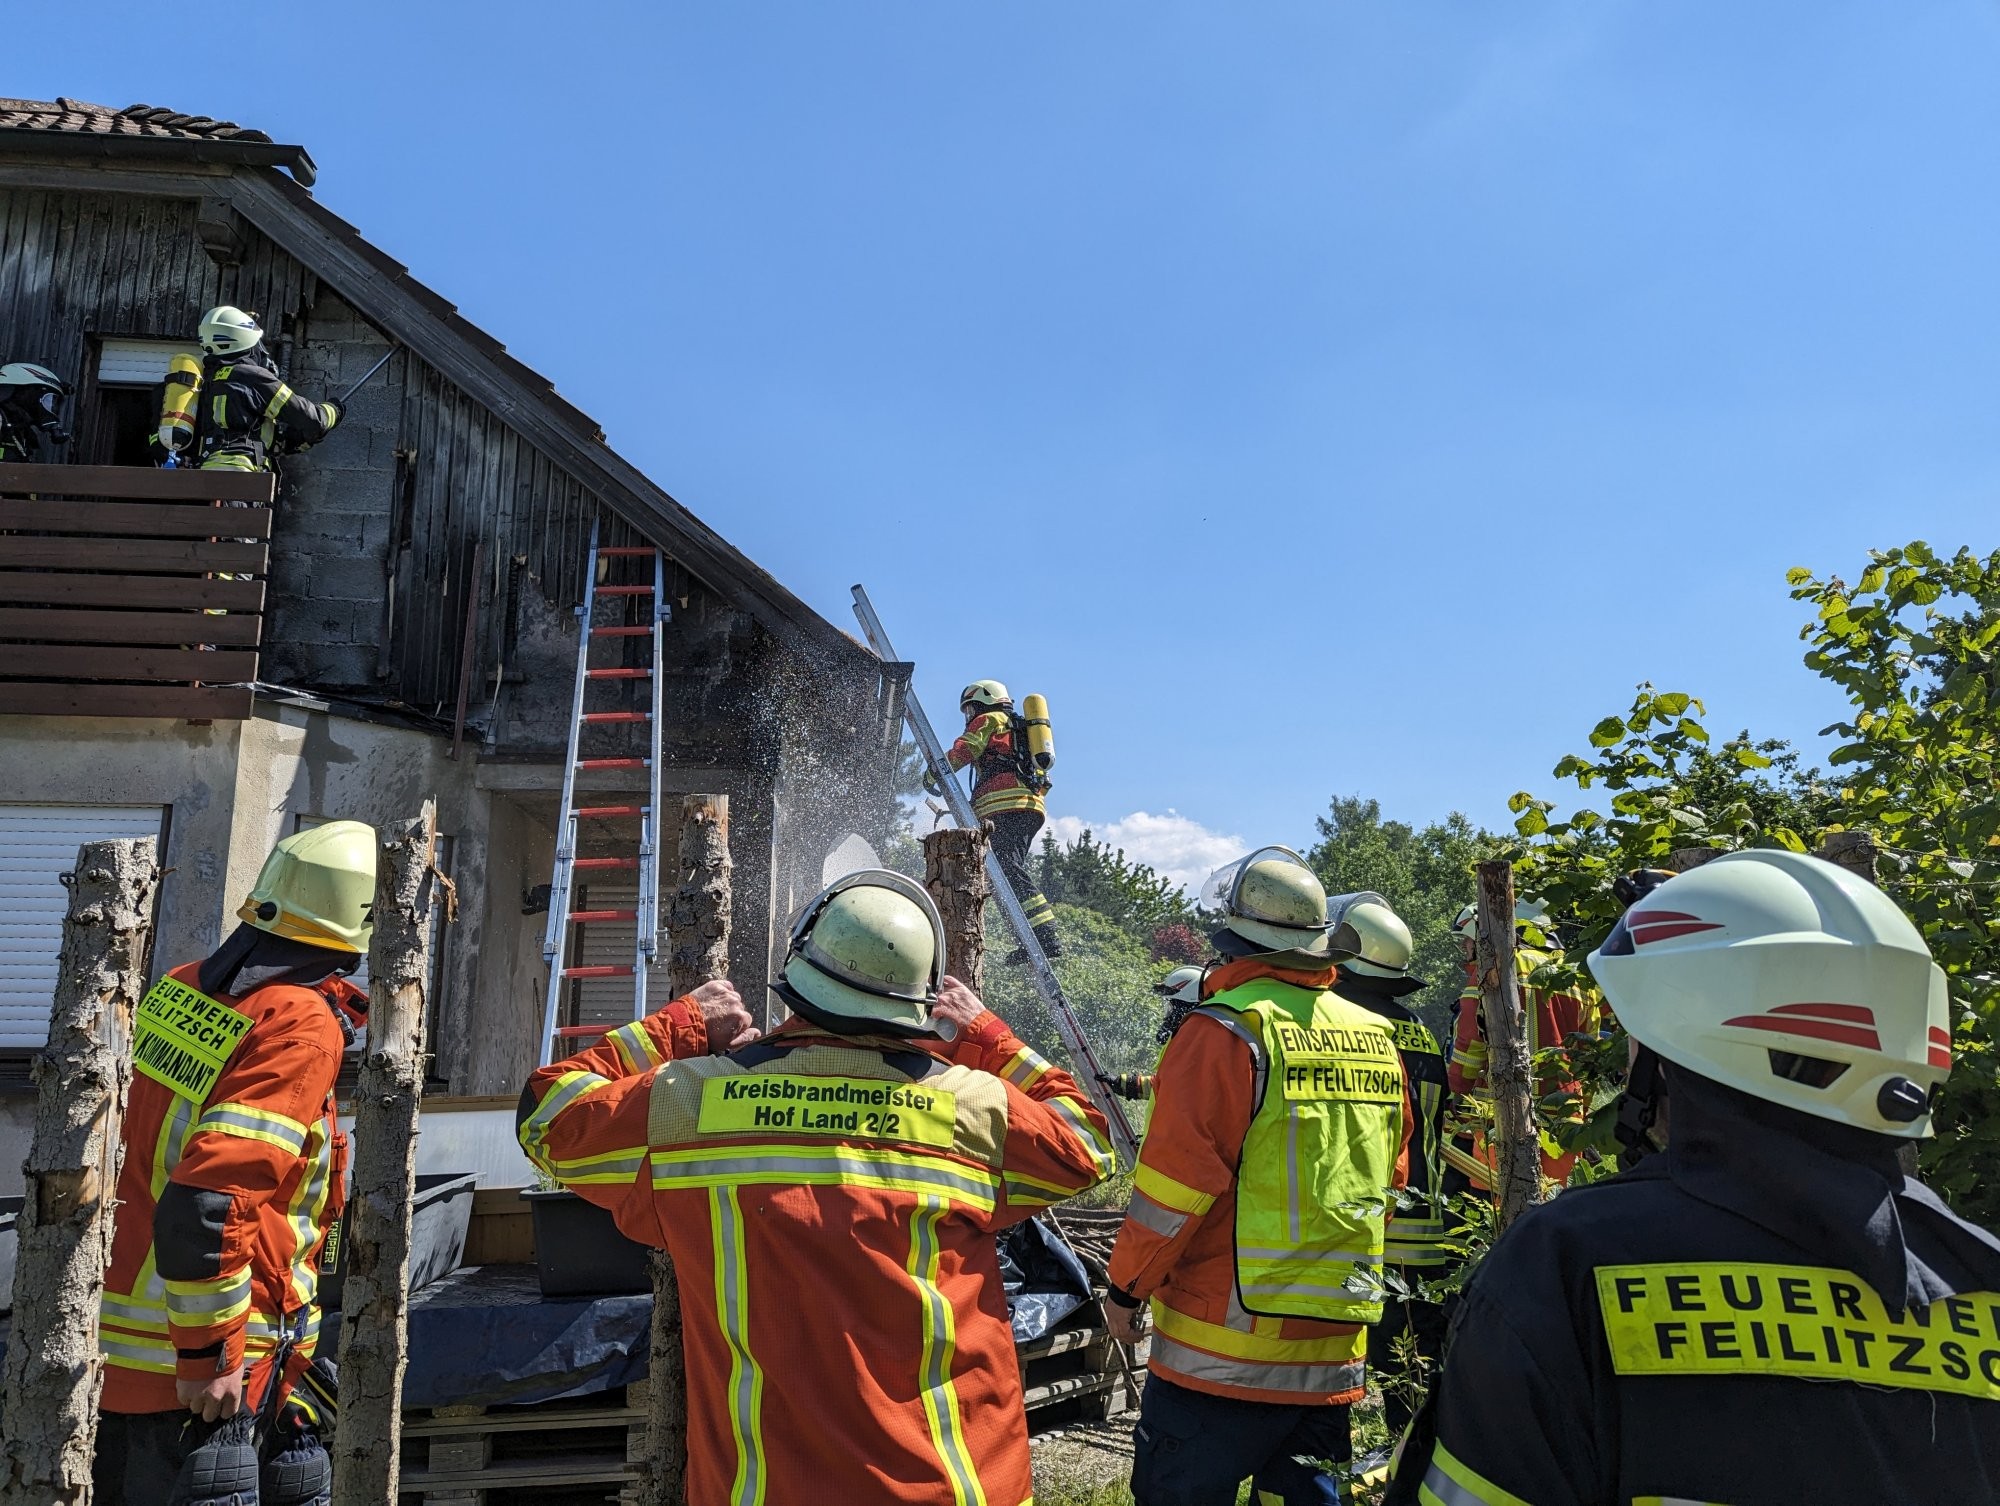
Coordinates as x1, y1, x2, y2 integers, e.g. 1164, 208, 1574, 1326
1443, 896, 1597, 1189
518, 869, 1115, 1506
1106, 965, 1209, 1099
1392, 850, 2000, 1505
1325, 892, 1453, 1440
1104, 847, 1410, 1506
0, 359, 71, 461
935, 678, 1063, 960
95, 821, 376, 1506
156, 307, 340, 472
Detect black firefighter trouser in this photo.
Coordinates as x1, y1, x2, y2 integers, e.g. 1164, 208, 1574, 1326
95, 1403, 330, 1506
987, 808, 1060, 945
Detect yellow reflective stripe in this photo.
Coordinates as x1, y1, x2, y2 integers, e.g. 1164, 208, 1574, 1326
608, 1019, 665, 1074
1001, 1167, 1078, 1205
285, 1116, 333, 1307
907, 1194, 987, 1506
1148, 1330, 1364, 1398
651, 1144, 999, 1213
165, 1267, 254, 1325
102, 1335, 178, 1373
1597, 1262, 2000, 1402
1150, 1299, 1364, 1365
1133, 1160, 1217, 1217
1420, 1441, 1531, 1506
521, 1069, 614, 1167
195, 1101, 309, 1154
150, 1096, 197, 1202
999, 1046, 1053, 1090
262, 382, 293, 421
710, 1187, 767, 1506
1047, 1094, 1116, 1179
101, 1294, 169, 1331
549, 1144, 648, 1185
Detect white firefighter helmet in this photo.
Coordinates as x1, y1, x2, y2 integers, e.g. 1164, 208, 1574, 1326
1588, 849, 1950, 1139
960, 680, 1011, 711
780, 870, 945, 1034
1327, 891, 1414, 978
1154, 965, 1206, 1005
198, 305, 264, 356
1451, 895, 1551, 944
1202, 846, 1346, 960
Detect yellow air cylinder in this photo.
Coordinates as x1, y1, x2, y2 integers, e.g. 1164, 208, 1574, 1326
1023, 693, 1055, 774
157, 350, 202, 455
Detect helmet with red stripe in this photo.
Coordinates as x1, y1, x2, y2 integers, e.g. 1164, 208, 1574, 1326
1589, 849, 1949, 1138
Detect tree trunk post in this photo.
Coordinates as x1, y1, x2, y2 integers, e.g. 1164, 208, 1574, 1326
1817, 831, 1879, 886
331, 805, 443, 1506
644, 793, 731, 1506
0, 838, 158, 1506
922, 825, 990, 993
1475, 860, 1542, 1233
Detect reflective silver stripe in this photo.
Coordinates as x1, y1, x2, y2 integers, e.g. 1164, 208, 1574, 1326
102, 1336, 177, 1371
1191, 1007, 1267, 1104
1242, 1281, 1377, 1301
1286, 1103, 1302, 1244
653, 1151, 996, 1206
1148, 1331, 1364, 1398
195, 1104, 308, 1152
1421, 1459, 1486, 1506
710, 1187, 765, 1506
1124, 1191, 1188, 1239
166, 1279, 252, 1318
1237, 1247, 1374, 1263
1002, 1047, 1052, 1087
102, 1296, 169, 1329
1048, 1094, 1116, 1177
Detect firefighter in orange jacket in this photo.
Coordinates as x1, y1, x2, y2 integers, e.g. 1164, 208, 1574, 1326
937, 678, 1063, 958
519, 869, 1115, 1506
1105, 847, 1411, 1506
95, 822, 375, 1506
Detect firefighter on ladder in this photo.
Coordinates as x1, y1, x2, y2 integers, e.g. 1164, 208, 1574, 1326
95, 822, 375, 1506
932, 678, 1063, 961
519, 869, 1115, 1505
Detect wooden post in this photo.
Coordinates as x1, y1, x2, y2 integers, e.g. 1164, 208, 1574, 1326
1669, 846, 1722, 873
1817, 831, 1879, 886
0, 838, 158, 1506
644, 793, 731, 1506
332, 805, 443, 1506
1475, 860, 1542, 1233
922, 825, 990, 992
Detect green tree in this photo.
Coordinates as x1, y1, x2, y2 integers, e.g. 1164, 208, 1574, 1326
1036, 829, 1200, 947
978, 902, 1163, 1084
1305, 797, 1501, 1033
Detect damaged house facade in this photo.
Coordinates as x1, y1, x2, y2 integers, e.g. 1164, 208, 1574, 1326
0, 98, 905, 1177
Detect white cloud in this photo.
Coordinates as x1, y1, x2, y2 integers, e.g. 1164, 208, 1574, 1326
1044, 810, 1247, 896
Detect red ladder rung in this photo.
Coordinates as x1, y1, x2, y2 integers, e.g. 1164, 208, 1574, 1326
575, 757, 648, 769
598, 546, 657, 557
573, 856, 639, 870
562, 964, 634, 979
594, 585, 656, 596
581, 711, 651, 723
554, 1025, 609, 1040
586, 668, 652, 679
591, 627, 652, 637
575, 805, 643, 819
570, 908, 639, 923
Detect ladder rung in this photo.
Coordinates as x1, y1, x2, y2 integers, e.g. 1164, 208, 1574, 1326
575, 757, 648, 769
573, 857, 639, 870
597, 546, 657, 557
591, 627, 651, 637
554, 1025, 610, 1038
594, 585, 656, 596
575, 805, 643, 818
586, 668, 653, 679
581, 711, 651, 723
562, 965, 635, 979
570, 908, 639, 923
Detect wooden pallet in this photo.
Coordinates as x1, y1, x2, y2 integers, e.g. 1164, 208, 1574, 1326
1020, 1296, 1148, 1429
396, 1384, 649, 1505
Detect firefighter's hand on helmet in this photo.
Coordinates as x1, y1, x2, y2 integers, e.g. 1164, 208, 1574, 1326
177, 1370, 244, 1423
690, 979, 759, 1052
929, 976, 989, 1040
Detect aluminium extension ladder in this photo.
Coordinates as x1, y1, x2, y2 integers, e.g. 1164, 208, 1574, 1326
537, 521, 667, 1066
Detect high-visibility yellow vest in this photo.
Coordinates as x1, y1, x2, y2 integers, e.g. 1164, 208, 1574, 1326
1199, 979, 1405, 1325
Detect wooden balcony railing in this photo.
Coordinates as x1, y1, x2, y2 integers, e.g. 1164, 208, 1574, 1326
0, 463, 278, 720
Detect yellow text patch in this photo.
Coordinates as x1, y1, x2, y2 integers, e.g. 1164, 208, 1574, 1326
1272, 1020, 1402, 1104
131, 977, 252, 1104
697, 1074, 957, 1149
1597, 1261, 2000, 1403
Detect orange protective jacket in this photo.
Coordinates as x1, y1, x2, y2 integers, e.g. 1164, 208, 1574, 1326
946, 709, 1043, 819
1107, 961, 1412, 1407
1445, 954, 1595, 1186
100, 962, 350, 1414
519, 999, 1115, 1506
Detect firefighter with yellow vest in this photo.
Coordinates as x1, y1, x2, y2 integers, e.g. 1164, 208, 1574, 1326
1393, 850, 2000, 1505
1105, 847, 1411, 1505
1325, 891, 1455, 1441
95, 822, 375, 1506
154, 307, 340, 472
519, 869, 1114, 1506
936, 679, 1063, 959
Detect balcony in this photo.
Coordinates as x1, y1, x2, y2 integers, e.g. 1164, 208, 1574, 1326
0, 462, 277, 720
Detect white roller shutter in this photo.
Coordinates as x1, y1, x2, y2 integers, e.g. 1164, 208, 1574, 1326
0, 804, 166, 1049
570, 884, 672, 1028
97, 338, 199, 387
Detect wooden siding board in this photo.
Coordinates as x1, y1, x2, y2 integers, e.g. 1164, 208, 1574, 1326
0, 607, 262, 646
0, 572, 264, 611
0, 682, 254, 719
0, 500, 275, 538
8, 645, 258, 683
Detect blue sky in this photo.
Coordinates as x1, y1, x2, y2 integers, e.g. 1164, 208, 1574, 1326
15, 3, 2000, 888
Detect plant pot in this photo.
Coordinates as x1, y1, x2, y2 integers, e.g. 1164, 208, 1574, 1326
522, 1187, 650, 1297
318, 1171, 477, 1310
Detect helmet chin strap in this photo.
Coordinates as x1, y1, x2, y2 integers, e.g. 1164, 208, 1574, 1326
1615, 1045, 1668, 1171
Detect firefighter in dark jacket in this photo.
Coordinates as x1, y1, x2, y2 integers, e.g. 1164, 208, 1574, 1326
1326, 892, 1454, 1440
1393, 850, 2000, 1506
0, 360, 71, 461
937, 679, 1062, 959
158, 306, 339, 472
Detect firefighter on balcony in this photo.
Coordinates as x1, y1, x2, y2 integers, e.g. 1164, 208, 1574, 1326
1104, 847, 1411, 1506
1325, 891, 1454, 1442
518, 869, 1114, 1506
931, 679, 1063, 961
0, 360, 72, 461
1390, 850, 2000, 1506
153, 306, 340, 472
95, 821, 376, 1506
